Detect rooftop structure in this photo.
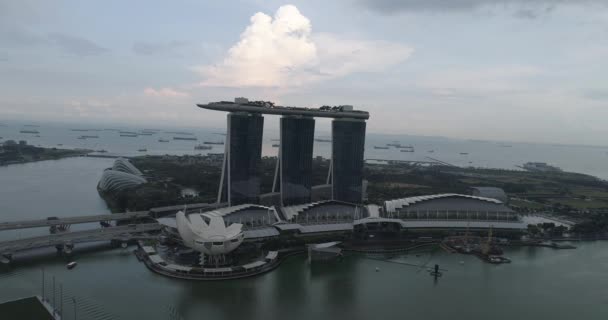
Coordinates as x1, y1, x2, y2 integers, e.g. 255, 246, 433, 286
471, 187, 508, 203
198, 98, 369, 206
197, 99, 369, 120
280, 200, 368, 223
97, 158, 147, 193
204, 204, 280, 229
383, 193, 517, 221
112, 157, 143, 175
175, 211, 244, 256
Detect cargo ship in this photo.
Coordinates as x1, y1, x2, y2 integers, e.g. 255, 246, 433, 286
19, 129, 39, 134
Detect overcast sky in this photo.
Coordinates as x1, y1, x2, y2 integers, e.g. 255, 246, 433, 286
1, 0, 607, 145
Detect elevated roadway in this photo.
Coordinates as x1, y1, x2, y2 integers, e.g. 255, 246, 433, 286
0, 223, 161, 255
0, 211, 151, 231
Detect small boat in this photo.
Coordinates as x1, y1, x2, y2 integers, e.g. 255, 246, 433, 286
400, 149, 414, 152
137, 148, 147, 152
194, 144, 212, 150
428, 150, 434, 153
95, 149, 108, 153
158, 139, 170, 142
460, 152, 469, 155
272, 144, 280, 147
120, 134, 138, 137
374, 146, 389, 149
203, 141, 224, 145
66, 261, 77, 270
173, 136, 197, 141
314, 138, 331, 143
20, 129, 39, 134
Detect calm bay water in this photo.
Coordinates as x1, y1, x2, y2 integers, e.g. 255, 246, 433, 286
2, 120, 608, 179
1, 122, 608, 319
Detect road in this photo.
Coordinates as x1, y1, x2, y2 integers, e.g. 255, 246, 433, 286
0, 211, 151, 231
0, 223, 161, 254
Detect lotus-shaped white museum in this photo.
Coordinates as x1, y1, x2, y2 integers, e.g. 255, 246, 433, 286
176, 211, 244, 256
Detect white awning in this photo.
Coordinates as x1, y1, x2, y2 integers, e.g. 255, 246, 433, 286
242, 261, 266, 270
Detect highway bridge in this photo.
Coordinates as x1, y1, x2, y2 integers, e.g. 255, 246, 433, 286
0, 202, 221, 263
0, 223, 161, 259
0, 202, 221, 232
0, 211, 151, 231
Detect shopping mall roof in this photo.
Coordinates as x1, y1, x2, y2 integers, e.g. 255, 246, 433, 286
384, 193, 512, 213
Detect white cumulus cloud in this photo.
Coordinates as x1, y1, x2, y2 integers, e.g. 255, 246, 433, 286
195, 5, 413, 88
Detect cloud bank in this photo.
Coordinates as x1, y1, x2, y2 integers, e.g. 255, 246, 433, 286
195, 5, 413, 88
359, 0, 605, 15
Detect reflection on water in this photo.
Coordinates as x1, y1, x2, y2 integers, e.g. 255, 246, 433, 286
2, 239, 608, 319
1, 152, 608, 319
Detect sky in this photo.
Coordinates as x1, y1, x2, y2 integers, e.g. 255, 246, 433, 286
1, 0, 607, 145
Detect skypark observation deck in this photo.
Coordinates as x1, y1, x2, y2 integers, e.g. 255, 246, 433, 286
197, 101, 370, 120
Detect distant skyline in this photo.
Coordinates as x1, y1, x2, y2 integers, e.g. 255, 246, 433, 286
1, 0, 607, 145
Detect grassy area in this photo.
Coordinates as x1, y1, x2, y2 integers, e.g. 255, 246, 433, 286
551, 198, 608, 209
104, 155, 608, 212
509, 199, 546, 209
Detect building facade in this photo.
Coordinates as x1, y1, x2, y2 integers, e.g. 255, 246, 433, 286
332, 118, 366, 203
280, 116, 315, 206
220, 112, 264, 206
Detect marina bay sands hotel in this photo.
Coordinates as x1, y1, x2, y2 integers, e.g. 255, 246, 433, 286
197, 98, 369, 207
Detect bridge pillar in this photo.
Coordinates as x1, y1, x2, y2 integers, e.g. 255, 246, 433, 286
63, 243, 74, 255
1, 253, 13, 265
